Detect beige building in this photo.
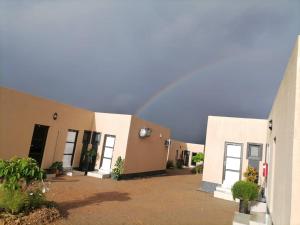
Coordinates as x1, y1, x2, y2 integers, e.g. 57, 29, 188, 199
168, 139, 204, 167
0, 87, 171, 177
202, 36, 300, 225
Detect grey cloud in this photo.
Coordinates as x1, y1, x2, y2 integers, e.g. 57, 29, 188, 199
0, 0, 299, 143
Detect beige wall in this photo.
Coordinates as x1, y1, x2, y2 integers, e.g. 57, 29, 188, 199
93, 112, 132, 170
0, 87, 94, 169
168, 139, 204, 167
123, 116, 171, 174
266, 36, 300, 225
202, 116, 268, 185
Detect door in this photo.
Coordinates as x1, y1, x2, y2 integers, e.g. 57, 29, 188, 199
247, 143, 263, 183
63, 130, 78, 168
89, 132, 101, 171
79, 130, 92, 170
28, 124, 49, 167
183, 150, 190, 166
223, 143, 243, 188
100, 135, 116, 171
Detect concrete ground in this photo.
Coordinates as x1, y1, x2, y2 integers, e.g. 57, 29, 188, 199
47, 169, 237, 225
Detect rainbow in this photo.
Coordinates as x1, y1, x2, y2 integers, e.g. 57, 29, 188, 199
135, 56, 233, 116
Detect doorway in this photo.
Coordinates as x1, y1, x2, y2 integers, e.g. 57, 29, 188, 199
28, 124, 49, 167
89, 132, 101, 171
183, 150, 190, 167
222, 142, 243, 188
100, 135, 116, 171
79, 130, 92, 170
63, 130, 78, 168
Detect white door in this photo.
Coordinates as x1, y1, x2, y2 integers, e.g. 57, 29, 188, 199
100, 135, 116, 171
63, 130, 78, 168
223, 143, 242, 188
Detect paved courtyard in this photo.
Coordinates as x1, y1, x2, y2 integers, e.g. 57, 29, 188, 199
47, 169, 237, 225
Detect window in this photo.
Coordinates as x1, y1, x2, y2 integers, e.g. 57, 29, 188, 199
63, 130, 78, 168
100, 135, 116, 171
247, 143, 263, 161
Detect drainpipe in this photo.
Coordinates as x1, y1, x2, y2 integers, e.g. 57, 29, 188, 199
167, 139, 171, 161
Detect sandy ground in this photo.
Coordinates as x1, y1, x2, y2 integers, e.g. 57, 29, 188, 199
47, 169, 237, 225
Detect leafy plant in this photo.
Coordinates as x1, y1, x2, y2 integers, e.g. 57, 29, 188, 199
49, 161, 63, 171
243, 166, 258, 183
0, 158, 49, 215
175, 159, 184, 169
111, 157, 124, 180
231, 180, 259, 214
0, 157, 45, 190
192, 153, 204, 163
166, 160, 174, 169
191, 165, 203, 174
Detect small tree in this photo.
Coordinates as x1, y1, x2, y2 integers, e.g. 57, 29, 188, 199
192, 153, 204, 164
231, 180, 259, 214
111, 157, 124, 180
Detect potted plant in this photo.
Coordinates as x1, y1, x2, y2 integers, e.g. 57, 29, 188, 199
192, 153, 204, 166
166, 160, 174, 169
243, 166, 258, 183
48, 161, 63, 176
82, 148, 97, 176
111, 156, 124, 180
231, 180, 259, 214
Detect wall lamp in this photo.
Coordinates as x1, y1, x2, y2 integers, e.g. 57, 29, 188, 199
268, 119, 273, 131
139, 128, 152, 138
53, 112, 58, 120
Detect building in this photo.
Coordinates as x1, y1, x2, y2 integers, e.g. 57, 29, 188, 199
168, 139, 204, 167
201, 36, 300, 225
0, 87, 171, 178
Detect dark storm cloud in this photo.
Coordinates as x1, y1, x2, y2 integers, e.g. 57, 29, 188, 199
0, 0, 299, 143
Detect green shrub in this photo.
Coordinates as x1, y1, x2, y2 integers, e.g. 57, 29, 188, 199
0, 157, 48, 215
192, 153, 204, 163
232, 180, 259, 201
0, 157, 45, 190
191, 165, 203, 174
27, 189, 46, 210
166, 160, 174, 169
111, 157, 124, 180
175, 159, 183, 169
0, 185, 28, 214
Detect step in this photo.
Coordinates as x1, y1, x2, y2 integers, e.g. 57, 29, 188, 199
87, 170, 111, 179
216, 186, 233, 194
214, 185, 239, 202
250, 202, 267, 213
233, 212, 272, 225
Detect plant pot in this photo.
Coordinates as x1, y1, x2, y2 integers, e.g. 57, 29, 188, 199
239, 200, 250, 214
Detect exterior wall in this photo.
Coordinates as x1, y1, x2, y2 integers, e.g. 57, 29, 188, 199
266, 36, 300, 225
123, 116, 171, 174
202, 116, 268, 187
168, 140, 204, 167
168, 140, 187, 164
0, 87, 94, 169
93, 112, 131, 171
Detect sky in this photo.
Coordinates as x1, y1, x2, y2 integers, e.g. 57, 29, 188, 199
0, 0, 299, 143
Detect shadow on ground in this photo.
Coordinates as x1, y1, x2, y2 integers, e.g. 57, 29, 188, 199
58, 191, 130, 217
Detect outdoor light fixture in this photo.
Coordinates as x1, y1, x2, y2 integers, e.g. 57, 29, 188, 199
268, 119, 273, 131
139, 128, 152, 138
53, 112, 58, 120
164, 139, 171, 148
